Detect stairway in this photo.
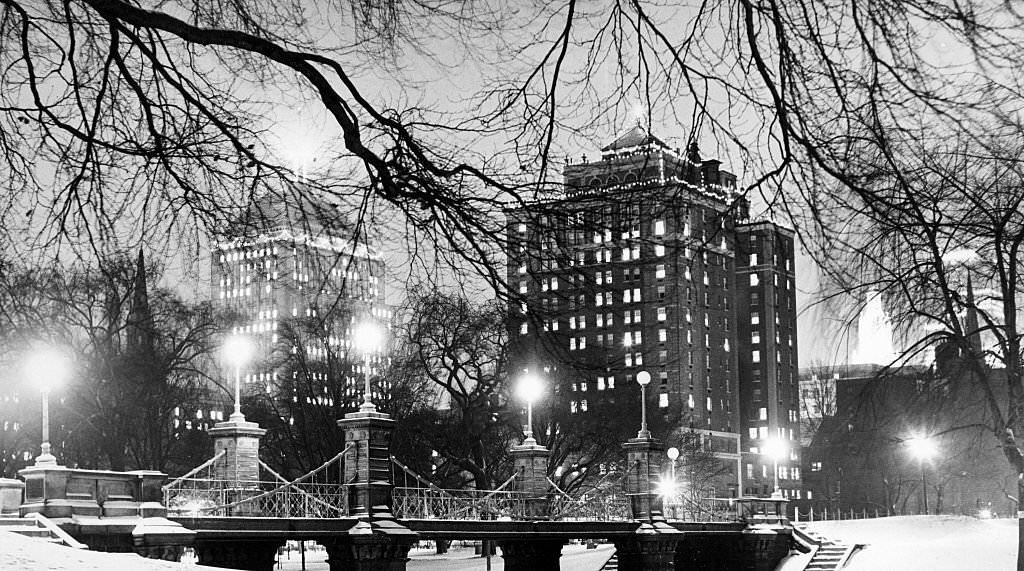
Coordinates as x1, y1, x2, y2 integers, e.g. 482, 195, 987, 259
0, 514, 88, 548
599, 551, 618, 570
793, 524, 861, 571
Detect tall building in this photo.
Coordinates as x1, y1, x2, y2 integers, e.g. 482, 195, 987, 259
210, 192, 391, 412
505, 125, 801, 498
734, 219, 801, 496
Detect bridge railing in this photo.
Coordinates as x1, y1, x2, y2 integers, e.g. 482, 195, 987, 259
392, 485, 527, 520
164, 478, 348, 518
392, 485, 632, 521
549, 491, 631, 521
664, 497, 740, 522
164, 446, 351, 518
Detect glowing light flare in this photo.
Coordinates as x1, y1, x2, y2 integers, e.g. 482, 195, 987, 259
353, 321, 385, 356
516, 374, 545, 404
222, 335, 253, 369
762, 437, 788, 461
907, 435, 938, 461
24, 347, 70, 393
656, 477, 678, 499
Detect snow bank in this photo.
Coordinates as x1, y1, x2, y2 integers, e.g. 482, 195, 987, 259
0, 530, 220, 570
805, 515, 1017, 571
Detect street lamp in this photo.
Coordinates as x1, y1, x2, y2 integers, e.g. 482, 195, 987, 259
353, 321, 385, 412
24, 348, 70, 466
907, 435, 938, 514
762, 437, 788, 497
636, 370, 652, 439
223, 335, 253, 421
666, 447, 680, 481
516, 374, 544, 444
665, 447, 681, 519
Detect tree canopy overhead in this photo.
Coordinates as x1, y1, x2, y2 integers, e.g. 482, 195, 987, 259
4, 0, 1020, 288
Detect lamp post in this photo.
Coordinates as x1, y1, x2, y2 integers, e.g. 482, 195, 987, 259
666, 447, 679, 482
665, 447, 680, 518
223, 335, 253, 421
908, 435, 937, 514
353, 321, 385, 413
763, 437, 787, 497
636, 370, 652, 439
516, 374, 544, 445
25, 348, 70, 466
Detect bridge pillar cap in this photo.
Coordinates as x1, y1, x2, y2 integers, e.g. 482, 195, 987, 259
208, 418, 266, 437
341, 410, 392, 421
511, 442, 549, 453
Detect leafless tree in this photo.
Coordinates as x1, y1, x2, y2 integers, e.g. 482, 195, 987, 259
0, 254, 221, 473
800, 361, 839, 443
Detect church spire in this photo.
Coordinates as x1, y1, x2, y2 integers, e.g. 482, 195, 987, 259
964, 270, 982, 355
127, 249, 155, 359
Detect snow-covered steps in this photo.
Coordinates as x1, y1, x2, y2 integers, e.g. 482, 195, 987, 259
599, 551, 619, 570
804, 544, 859, 570
0, 513, 87, 549
793, 523, 862, 571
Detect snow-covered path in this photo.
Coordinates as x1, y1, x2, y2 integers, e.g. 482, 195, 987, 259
805, 515, 1016, 570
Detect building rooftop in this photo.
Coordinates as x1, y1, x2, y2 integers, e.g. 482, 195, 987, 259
600, 124, 670, 154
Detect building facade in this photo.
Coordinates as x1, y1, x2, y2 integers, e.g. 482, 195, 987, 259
506, 126, 801, 498
210, 193, 391, 414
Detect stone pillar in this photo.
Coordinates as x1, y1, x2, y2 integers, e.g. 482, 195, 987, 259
622, 435, 665, 522
614, 434, 682, 570
338, 408, 397, 518
207, 416, 266, 486
497, 539, 563, 571
613, 525, 682, 571
320, 531, 416, 571
329, 408, 418, 570
193, 539, 283, 571
0, 478, 25, 515
510, 437, 550, 519
208, 415, 266, 516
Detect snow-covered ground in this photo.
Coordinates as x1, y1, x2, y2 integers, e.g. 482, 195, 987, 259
805, 515, 1017, 571
0, 516, 1017, 570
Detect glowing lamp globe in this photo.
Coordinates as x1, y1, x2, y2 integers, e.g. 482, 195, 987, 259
24, 348, 70, 393
636, 370, 651, 387
763, 437, 788, 461
223, 335, 253, 369
516, 374, 544, 404
353, 321, 385, 355
908, 436, 937, 461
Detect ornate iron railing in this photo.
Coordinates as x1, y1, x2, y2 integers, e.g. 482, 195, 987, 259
163, 446, 351, 518
550, 491, 631, 521
664, 497, 739, 522
165, 478, 347, 518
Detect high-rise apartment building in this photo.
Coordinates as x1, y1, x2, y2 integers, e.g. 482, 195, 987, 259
210, 193, 391, 411
506, 126, 800, 498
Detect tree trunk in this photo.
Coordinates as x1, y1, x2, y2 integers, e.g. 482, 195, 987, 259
1017, 476, 1024, 571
